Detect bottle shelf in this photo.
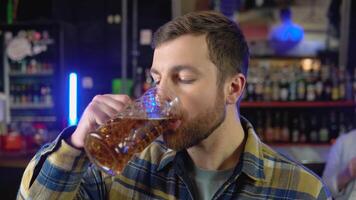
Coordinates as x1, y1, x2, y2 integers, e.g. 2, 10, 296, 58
9, 71, 54, 77
269, 143, 331, 147
10, 103, 54, 109
11, 116, 57, 122
32, 39, 55, 45
270, 143, 331, 164
241, 101, 355, 108
0, 149, 36, 168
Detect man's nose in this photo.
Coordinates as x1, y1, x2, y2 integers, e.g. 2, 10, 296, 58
156, 85, 170, 100
155, 79, 176, 101
155, 76, 169, 92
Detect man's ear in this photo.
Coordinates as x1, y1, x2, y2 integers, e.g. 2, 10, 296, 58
225, 73, 246, 104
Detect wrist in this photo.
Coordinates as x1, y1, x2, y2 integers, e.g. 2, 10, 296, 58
66, 130, 85, 149
51, 139, 89, 171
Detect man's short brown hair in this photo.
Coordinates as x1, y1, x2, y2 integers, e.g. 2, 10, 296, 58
152, 11, 249, 85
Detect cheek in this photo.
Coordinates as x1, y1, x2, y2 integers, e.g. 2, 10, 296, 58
179, 90, 216, 120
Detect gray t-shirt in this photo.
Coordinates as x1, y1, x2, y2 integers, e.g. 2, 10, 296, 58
188, 163, 234, 200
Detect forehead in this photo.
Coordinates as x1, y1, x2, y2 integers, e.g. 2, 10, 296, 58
151, 34, 216, 74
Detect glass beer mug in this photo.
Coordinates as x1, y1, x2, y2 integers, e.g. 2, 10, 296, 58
84, 87, 180, 175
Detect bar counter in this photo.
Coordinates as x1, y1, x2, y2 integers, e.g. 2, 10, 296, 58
0, 150, 36, 168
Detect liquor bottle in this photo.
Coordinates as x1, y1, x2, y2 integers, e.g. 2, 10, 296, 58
33, 83, 40, 103
272, 80, 280, 101
309, 115, 318, 143
338, 112, 347, 136
9, 60, 19, 72
40, 83, 46, 103
291, 116, 299, 143
315, 68, 324, 101
45, 84, 52, 104
289, 69, 297, 101
306, 70, 316, 101
279, 78, 289, 101
246, 67, 255, 101
328, 111, 339, 140
47, 63, 54, 73
331, 67, 340, 101
345, 68, 353, 100
296, 70, 306, 101
20, 84, 27, 103
281, 111, 290, 142
246, 82, 255, 101
13, 84, 20, 103
10, 84, 15, 103
299, 114, 307, 143
27, 83, 33, 103
21, 60, 27, 73
43, 30, 50, 42
255, 80, 264, 101
264, 111, 274, 143
319, 115, 329, 143
338, 67, 346, 100
273, 112, 282, 142
263, 78, 272, 101
323, 65, 332, 101
13, 84, 19, 104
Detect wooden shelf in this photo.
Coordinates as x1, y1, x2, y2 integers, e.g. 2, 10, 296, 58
0, 150, 37, 168
241, 101, 355, 108
269, 143, 331, 147
11, 116, 57, 122
9, 71, 54, 76
33, 39, 55, 45
269, 143, 331, 164
10, 103, 54, 109
250, 55, 317, 59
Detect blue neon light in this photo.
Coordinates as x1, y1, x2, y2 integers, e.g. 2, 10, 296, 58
269, 8, 304, 54
69, 73, 78, 126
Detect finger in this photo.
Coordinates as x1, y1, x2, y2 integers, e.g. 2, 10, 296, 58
103, 94, 131, 104
95, 101, 120, 118
93, 95, 130, 111
90, 102, 115, 125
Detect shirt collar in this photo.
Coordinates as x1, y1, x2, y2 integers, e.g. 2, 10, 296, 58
157, 145, 176, 171
157, 116, 266, 182
239, 116, 266, 182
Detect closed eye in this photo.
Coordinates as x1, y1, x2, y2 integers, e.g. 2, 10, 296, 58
178, 78, 196, 84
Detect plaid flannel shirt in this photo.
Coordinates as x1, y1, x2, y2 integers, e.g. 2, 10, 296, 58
17, 117, 331, 199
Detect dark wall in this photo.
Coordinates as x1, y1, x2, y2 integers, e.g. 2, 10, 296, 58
136, 0, 172, 68
347, 0, 356, 71
1, 0, 171, 115
0, 34, 3, 92
0, 0, 6, 23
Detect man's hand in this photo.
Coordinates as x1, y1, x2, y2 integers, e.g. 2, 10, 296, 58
69, 94, 131, 148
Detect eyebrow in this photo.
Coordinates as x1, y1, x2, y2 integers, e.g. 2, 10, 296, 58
150, 65, 201, 75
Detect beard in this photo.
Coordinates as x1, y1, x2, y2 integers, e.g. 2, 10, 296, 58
162, 90, 226, 151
